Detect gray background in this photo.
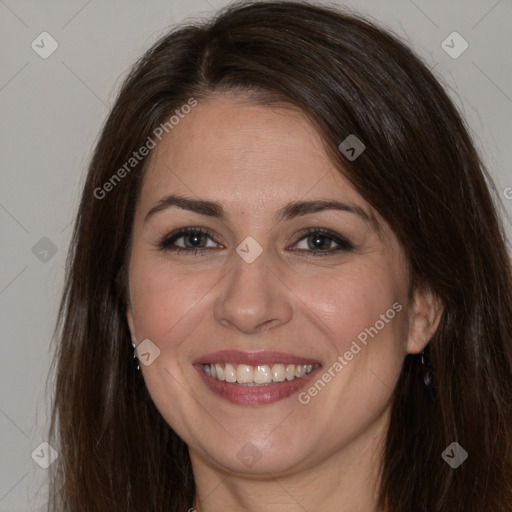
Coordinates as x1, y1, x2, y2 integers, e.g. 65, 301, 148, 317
1, 0, 511, 510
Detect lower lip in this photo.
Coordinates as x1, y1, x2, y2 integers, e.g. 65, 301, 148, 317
195, 365, 321, 405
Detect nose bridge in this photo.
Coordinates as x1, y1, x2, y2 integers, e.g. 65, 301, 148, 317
213, 241, 292, 333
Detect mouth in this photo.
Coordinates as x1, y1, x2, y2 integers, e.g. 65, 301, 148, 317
193, 350, 321, 405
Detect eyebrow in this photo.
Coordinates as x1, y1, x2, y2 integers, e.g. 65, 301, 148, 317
144, 193, 373, 226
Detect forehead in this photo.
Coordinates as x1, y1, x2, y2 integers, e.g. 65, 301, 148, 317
138, 95, 365, 215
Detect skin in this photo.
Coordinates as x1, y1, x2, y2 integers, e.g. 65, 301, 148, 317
126, 94, 443, 511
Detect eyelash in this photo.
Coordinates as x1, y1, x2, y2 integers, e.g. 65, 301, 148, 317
156, 226, 354, 257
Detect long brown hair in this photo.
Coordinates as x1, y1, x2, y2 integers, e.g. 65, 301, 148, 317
48, 1, 512, 510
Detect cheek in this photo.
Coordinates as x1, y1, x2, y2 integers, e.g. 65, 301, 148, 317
128, 260, 219, 433
289, 267, 406, 432
128, 258, 223, 351
289, 263, 405, 350
288, 262, 408, 409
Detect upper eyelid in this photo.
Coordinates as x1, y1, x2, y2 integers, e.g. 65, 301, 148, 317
162, 227, 223, 245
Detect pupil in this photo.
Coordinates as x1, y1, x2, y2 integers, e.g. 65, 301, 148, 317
184, 232, 206, 248
308, 234, 331, 250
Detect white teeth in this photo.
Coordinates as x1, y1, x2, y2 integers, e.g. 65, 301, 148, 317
236, 364, 254, 383
254, 364, 271, 384
285, 364, 295, 380
271, 364, 285, 382
215, 363, 225, 381
295, 365, 306, 378
224, 363, 237, 383
203, 363, 315, 384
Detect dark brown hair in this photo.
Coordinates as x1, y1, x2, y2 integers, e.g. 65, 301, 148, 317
48, 1, 512, 510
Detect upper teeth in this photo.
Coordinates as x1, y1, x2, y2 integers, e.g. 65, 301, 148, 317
203, 363, 315, 385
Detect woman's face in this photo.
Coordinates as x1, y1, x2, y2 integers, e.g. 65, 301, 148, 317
126, 94, 436, 476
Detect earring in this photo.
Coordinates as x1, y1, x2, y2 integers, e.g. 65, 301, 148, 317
421, 350, 431, 386
132, 342, 140, 371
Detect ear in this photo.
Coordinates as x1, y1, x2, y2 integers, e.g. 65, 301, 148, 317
406, 287, 444, 354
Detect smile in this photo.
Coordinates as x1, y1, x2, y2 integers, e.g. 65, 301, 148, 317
193, 351, 321, 405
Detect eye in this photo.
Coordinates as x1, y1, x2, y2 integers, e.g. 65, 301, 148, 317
157, 227, 222, 255
156, 226, 353, 257
290, 228, 353, 256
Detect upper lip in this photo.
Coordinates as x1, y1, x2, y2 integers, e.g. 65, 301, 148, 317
193, 350, 321, 366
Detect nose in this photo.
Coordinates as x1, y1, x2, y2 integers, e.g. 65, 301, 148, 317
213, 247, 293, 335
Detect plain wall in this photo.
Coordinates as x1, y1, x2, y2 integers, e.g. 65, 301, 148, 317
0, 0, 510, 510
